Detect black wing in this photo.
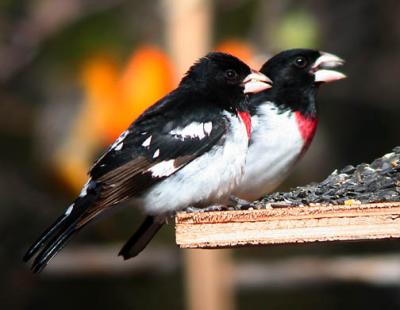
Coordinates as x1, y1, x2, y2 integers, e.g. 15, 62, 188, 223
85, 91, 228, 219
23, 91, 228, 272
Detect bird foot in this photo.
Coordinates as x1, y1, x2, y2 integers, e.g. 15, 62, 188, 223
228, 195, 257, 210
185, 204, 227, 213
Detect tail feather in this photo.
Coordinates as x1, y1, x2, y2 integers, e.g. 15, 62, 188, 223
23, 213, 69, 262
31, 225, 77, 273
119, 216, 164, 260
23, 181, 101, 272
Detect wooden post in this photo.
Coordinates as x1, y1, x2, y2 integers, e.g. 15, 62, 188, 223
184, 249, 235, 310
163, 1, 235, 310
163, 0, 212, 78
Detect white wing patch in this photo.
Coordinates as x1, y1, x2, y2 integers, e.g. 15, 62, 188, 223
114, 142, 123, 151
153, 149, 160, 158
148, 160, 177, 177
111, 130, 129, 150
142, 136, 152, 147
170, 122, 212, 140
65, 204, 74, 216
203, 122, 212, 135
79, 179, 91, 197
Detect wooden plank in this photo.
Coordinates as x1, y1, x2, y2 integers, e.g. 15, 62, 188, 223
175, 202, 400, 248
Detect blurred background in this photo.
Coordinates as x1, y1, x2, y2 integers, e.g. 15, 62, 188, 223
2, 0, 400, 309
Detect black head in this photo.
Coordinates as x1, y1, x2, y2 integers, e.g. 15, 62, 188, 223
255, 48, 345, 117
180, 52, 271, 111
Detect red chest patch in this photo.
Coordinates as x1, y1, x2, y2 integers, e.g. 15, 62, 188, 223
294, 111, 318, 152
238, 111, 252, 138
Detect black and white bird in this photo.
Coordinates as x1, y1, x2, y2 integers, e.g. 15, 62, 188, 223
233, 49, 346, 201
23, 52, 272, 272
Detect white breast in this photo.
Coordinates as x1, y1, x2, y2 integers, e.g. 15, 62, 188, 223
137, 112, 249, 215
233, 102, 305, 201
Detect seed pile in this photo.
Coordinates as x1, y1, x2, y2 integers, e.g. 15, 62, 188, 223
260, 147, 400, 206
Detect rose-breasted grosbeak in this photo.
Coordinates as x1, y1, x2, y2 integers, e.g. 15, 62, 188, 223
23, 52, 271, 272
233, 49, 346, 201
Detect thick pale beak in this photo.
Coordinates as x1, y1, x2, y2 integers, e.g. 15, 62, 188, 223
242, 70, 272, 94
312, 52, 346, 83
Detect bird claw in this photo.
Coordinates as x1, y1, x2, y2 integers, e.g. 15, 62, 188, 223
185, 204, 227, 213
185, 206, 203, 213
269, 200, 300, 208
228, 195, 257, 210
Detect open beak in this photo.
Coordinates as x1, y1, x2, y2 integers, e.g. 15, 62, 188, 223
242, 70, 272, 94
311, 52, 346, 83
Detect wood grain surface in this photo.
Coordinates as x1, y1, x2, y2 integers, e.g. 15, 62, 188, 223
175, 202, 400, 248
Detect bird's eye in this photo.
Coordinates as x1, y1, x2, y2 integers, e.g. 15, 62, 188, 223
294, 56, 308, 68
225, 69, 238, 80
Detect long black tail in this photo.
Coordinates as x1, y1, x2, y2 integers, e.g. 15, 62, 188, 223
23, 181, 101, 273
118, 216, 164, 260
